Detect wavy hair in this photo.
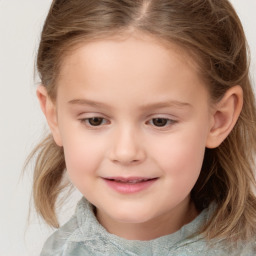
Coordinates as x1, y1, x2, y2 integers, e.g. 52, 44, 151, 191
28, 0, 256, 241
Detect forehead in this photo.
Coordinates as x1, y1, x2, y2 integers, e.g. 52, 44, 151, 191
56, 32, 209, 107
58, 32, 200, 79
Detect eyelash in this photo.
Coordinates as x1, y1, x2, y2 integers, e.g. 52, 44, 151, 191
80, 117, 177, 129
80, 117, 109, 127
147, 118, 177, 128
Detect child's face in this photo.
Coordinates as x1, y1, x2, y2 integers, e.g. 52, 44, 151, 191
51, 34, 215, 236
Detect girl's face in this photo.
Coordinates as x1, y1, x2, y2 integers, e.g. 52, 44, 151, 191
51, 34, 215, 239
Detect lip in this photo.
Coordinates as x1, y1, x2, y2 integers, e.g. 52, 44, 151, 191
102, 176, 158, 194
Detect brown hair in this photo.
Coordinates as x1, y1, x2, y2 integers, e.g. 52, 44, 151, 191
30, 0, 256, 241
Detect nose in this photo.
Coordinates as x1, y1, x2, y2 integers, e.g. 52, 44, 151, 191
109, 126, 146, 165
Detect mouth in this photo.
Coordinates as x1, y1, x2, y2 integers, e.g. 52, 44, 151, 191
104, 177, 158, 183
102, 177, 158, 193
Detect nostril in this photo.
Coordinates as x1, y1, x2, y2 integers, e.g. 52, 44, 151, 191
112, 158, 141, 165
108, 132, 146, 164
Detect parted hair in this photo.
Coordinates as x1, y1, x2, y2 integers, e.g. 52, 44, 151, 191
29, 0, 256, 241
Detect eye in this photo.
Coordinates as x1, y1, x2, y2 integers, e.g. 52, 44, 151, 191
152, 118, 168, 127
148, 118, 176, 127
82, 117, 108, 127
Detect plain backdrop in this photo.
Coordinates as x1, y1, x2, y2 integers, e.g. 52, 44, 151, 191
0, 1, 255, 255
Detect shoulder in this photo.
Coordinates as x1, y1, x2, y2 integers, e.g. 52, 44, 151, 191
40, 215, 80, 256
170, 236, 256, 256
236, 238, 256, 256
40, 198, 104, 256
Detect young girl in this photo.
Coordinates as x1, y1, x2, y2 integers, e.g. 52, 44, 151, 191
30, 0, 256, 255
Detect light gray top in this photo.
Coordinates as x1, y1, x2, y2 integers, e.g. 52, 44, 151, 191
40, 197, 255, 256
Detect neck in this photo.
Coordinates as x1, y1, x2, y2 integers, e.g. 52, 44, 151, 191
96, 199, 199, 241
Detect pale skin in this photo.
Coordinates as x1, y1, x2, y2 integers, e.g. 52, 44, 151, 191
37, 32, 243, 240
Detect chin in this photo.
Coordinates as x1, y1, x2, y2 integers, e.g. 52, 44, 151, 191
108, 208, 155, 224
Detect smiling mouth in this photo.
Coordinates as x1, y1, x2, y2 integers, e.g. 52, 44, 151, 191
104, 177, 158, 184
102, 177, 158, 194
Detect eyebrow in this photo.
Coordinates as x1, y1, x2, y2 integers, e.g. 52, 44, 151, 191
140, 101, 192, 110
68, 99, 109, 108
68, 99, 192, 110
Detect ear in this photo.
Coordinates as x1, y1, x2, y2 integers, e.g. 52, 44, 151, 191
37, 85, 63, 147
206, 85, 243, 148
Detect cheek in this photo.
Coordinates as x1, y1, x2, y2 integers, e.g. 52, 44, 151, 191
151, 127, 207, 180
61, 130, 105, 182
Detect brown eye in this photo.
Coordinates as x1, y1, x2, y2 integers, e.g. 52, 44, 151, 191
152, 118, 169, 127
88, 117, 105, 126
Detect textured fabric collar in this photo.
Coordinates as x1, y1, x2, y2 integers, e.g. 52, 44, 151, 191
67, 198, 211, 254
